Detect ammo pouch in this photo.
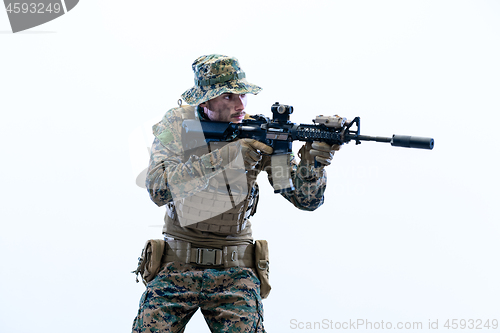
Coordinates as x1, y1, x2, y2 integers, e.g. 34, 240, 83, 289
254, 240, 271, 299
132, 239, 165, 285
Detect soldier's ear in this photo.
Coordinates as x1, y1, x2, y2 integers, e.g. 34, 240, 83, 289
197, 104, 209, 120
199, 101, 212, 115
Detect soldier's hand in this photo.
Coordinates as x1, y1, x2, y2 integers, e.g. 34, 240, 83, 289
239, 139, 273, 169
310, 142, 340, 166
217, 139, 272, 169
299, 142, 341, 167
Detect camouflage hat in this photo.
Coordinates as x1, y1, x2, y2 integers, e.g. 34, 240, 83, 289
181, 54, 262, 106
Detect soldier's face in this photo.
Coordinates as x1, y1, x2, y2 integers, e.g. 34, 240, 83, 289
200, 93, 248, 123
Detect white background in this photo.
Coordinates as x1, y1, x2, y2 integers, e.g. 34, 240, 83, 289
1, 1, 499, 332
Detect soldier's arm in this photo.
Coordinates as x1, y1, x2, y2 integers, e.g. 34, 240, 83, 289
262, 151, 327, 211
146, 121, 237, 207
146, 138, 210, 206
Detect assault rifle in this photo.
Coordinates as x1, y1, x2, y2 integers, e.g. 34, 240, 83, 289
182, 102, 434, 193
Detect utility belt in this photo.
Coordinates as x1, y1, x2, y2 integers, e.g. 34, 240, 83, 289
133, 238, 271, 298
162, 240, 254, 268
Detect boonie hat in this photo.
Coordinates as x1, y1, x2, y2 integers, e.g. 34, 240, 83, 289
181, 54, 262, 106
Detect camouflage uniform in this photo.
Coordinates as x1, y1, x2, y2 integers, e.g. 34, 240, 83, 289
132, 55, 328, 333
132, 262, 264, 333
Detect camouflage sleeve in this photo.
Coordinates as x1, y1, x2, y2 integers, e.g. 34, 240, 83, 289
263, 152, 327, 211
145, 118, 227, 207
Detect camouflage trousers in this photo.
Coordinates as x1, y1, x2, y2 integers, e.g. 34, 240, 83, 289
132, 262, 265, 333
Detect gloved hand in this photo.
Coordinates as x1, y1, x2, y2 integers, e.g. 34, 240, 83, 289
298, 142, 341, 167
218, 139, 273, 169
240, 139, 273, 169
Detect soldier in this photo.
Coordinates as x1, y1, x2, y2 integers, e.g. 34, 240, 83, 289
132, 54, 339, 332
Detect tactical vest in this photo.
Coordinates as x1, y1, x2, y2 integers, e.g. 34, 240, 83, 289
167, 179, 259, 235
165, 106, 259, 235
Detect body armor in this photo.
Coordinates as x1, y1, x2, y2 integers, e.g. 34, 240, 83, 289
167, 164, 259, 235
167, 181, 258, 235
166, 109, 259, 235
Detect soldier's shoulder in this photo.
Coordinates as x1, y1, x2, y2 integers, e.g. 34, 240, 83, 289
161, 105, 197, 124
152, 105, 196, 148
153, 105, 195, 134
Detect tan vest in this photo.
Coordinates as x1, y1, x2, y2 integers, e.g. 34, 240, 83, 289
167, 179, 258, 235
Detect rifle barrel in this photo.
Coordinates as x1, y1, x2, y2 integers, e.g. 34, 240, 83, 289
357, 135, 392, 143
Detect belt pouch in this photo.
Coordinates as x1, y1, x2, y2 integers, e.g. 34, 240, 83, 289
132, 239, 165, 285
254, 240, 271, 299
